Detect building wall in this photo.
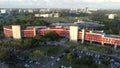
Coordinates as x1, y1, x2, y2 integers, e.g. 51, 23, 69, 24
70, 26, 78, 42
1, 9, 6, 14
21, 28, 35, 37
81, 29, 85, 44
37, 28, 69, 37
85, 33, 102, 43
108, 14, 115, 19
102, 37, 120, 45
3, 25, 120, 46
12, 25, 21, 39
3, 27, 13, 37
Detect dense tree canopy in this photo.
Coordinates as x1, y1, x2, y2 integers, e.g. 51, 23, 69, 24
44, 31, 60, 41
90, 10, 120, 35
0, 47, 11, 60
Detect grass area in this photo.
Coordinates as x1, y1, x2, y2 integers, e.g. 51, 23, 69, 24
7, 14, 31, 21
19, 45, 66, 61
54, 53, 109, 68
6, 13, 77, 23
39, 17, 77, 23
8, 62, 25, 68
66, 41, 117, 55
83, 44, 117, 55
54, 55, 96, 68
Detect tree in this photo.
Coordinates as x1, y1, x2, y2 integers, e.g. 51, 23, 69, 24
66, 53, 73, 64
33, 35, 49, 45
64, 48, 70, 53
23, 38, 33, 47
102, 57, 110, 65
44, 31, 60, 41
33, 50, 43, 60
33, 35, 44, 41
0, 47, 11, 60
89, 10, 120, 35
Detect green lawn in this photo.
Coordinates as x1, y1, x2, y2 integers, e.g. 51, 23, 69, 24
54, 56, 95, 68
8, 62, 26, 68
19, 45, 66, 61
53, 54, 109, 68
39, 17, 77, 23
66, 41, 117, 55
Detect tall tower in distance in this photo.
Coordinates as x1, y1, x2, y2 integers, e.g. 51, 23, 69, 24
85, 7, 88, 13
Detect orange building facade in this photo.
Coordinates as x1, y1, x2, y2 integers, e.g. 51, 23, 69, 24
3, 25, 120, 49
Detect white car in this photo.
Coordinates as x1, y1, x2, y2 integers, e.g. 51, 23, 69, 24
56, 58, 60, 61
51, 56, 54, 59
29, 60, 33, 63
69, 66, 72, 68
35, 62, 40, 65
51, 63, 55, 66
25, 64, 29, 67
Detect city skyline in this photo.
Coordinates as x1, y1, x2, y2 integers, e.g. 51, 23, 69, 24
0, 0, 120, 9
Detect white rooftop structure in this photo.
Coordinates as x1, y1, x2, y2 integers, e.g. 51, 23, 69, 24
108, 14, 116, 19
0, 9, 6, 14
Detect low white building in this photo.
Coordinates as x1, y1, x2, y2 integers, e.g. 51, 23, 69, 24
18, 9, 23, 13
34, 14, 51, 17
53, 13, 60, 18
39, 8, 50, 12
28, 9, 33, 13
40, 14, 52, 17
34, 14, 40, 17
108, 14, 116, 19
0, 9, 6, 14
34, 13, 60, 18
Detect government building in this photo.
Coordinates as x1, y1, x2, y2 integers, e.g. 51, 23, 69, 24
3, 25, 120, 49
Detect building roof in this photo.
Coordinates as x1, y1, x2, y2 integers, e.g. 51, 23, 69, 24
92, 30, 105, 35
51, 22, 104, 28
51, 23, 76, 26
105, 35, 120, 39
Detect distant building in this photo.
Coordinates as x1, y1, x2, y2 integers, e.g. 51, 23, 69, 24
23, 10, 26, 12
28, 9, 33, 13
0, 9, 6, 14
19, 9, 22, 13
34, 14, 40, 17
108, 14, 116, 19
39, 8, 50, 12
34, 13, 60, 18
70, 8, 78, 13
53, 13, 60, 18
88, 9, 98, 11
40, 14, 52, 17
51, 21, 104, 28
77, 8, 97, 14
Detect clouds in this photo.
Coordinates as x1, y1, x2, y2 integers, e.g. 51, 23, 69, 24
46, 0, 120, 8
46, 0, 82, 8
0, 0, 48, 8
109, 0, 120, 3
108, 0, 120, 3
0, 0, 120, 9
0, 0, 6, 4
83, 0, 105, 3
83, 0, 120, 3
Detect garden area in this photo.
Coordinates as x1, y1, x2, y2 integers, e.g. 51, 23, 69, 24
66, 41, 118, 55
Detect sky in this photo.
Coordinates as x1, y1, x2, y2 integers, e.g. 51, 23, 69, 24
0, 0, 120, 9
